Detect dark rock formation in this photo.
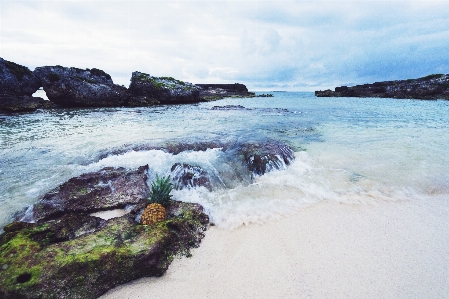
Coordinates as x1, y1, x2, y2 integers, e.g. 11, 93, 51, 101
33, 66, 129, 107
196, 83, 255, 101
0, 95, 46, 112
20, 165, 151, 223
235, 140, 295, 176
100, 139, 295, 180
0, 58, 40, 96
128, 72, 200, 105
0, 58, 46, 112
0, 168, 208, 299
315, 74, 449, 100
170, 163, 212, 190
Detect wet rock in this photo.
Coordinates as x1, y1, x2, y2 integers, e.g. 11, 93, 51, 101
315, 74, 449, 100
24, 165, 150, 222
100, 139, 295, 181
128, 72, 200, 104
170, 163, 212, 190
33, 65, 129, 107
235, 140, 295, 176
0, 201, 208, 299
99, 140, 229, 159
0, 95, 48, 112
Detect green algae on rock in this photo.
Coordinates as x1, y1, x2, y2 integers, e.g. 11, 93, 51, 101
0, 201, 208, 299
128, 71, 200, 105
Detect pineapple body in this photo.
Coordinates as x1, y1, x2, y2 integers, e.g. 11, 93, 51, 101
141, 203, 166, 225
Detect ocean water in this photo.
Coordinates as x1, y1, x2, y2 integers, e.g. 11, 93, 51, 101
1, 92, 448, 229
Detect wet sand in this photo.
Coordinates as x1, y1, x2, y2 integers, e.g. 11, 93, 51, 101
100, 199, 449, 299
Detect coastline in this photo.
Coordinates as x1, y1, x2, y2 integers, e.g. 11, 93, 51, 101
100, 199, 449, 299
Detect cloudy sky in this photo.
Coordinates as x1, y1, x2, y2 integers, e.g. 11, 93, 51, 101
1, 1, 449, 91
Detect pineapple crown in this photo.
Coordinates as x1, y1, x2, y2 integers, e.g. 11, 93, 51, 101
148, 174, 173, 206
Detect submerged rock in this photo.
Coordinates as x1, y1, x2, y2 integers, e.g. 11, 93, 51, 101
211, 105, 250, 110
100, 139, 295, 184
22, 165, 151, 222
0, 201, 208, 299
128, 72, 200, 105
33, 66, 129, 107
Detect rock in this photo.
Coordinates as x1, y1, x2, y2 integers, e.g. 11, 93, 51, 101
256, 93, 274, 97
0, 95, 47, 112
33, 66, 129, 107
315, 74, 449, 100
98, 140, 229, 159
234, 140, 295, 176
100, 139, 295, 180
128, 72, 200, 104
0, 58, 43, 112
22, 165, 151, 222
0, 200, 208, 299
196, 83, 255, 101
170, 163, 212, 190
211, 105, 250, 110
0, 57, 40, 97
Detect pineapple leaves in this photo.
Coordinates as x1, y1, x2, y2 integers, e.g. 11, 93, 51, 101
148, 174, 173, 206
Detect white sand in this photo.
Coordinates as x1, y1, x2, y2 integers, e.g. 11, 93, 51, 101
100, 199, 449, 299
90, 209, 128, 220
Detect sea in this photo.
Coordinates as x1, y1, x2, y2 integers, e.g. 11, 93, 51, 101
1, 92, 449, 230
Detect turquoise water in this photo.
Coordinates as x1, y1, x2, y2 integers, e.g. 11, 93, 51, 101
1, 92, 448, 229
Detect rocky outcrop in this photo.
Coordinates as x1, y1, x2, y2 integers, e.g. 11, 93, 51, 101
196, 83, 255, 101
33, 66, 129, 107
128, 72, 200, 105
0, 167, 208, 299
170, 163, 213, 191
237, 140, 295, 176
21, 165, 151, 223
315, 74, 449, 100
0, 95, 48, 112
0, 58, 40, 96
0, 58, 46, 112
100, 139, 295, 180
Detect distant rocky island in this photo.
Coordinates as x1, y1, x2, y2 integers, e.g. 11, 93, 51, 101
315, 74, 449, 100
0, 57, 255, 112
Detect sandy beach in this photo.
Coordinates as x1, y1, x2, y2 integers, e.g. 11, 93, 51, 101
100, 198, 449, 299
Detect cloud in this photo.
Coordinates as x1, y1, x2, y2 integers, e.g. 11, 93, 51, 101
1, 1, 449, 91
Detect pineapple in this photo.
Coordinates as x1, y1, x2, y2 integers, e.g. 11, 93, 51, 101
141, 203, 166, 224
141, 175, 173, 225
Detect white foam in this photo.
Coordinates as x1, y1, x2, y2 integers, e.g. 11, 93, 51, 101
81, 148, 224, 175
170, 150, 442, 229
78, 148, 447, 230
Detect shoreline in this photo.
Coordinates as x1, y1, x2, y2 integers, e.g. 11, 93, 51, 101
100, 199, 449, 299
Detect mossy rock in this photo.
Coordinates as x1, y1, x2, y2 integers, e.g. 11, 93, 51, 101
129, 71, 200, 104
0, 201, 208, 299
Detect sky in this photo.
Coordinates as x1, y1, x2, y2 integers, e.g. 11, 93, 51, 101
1, 1, 449, 91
